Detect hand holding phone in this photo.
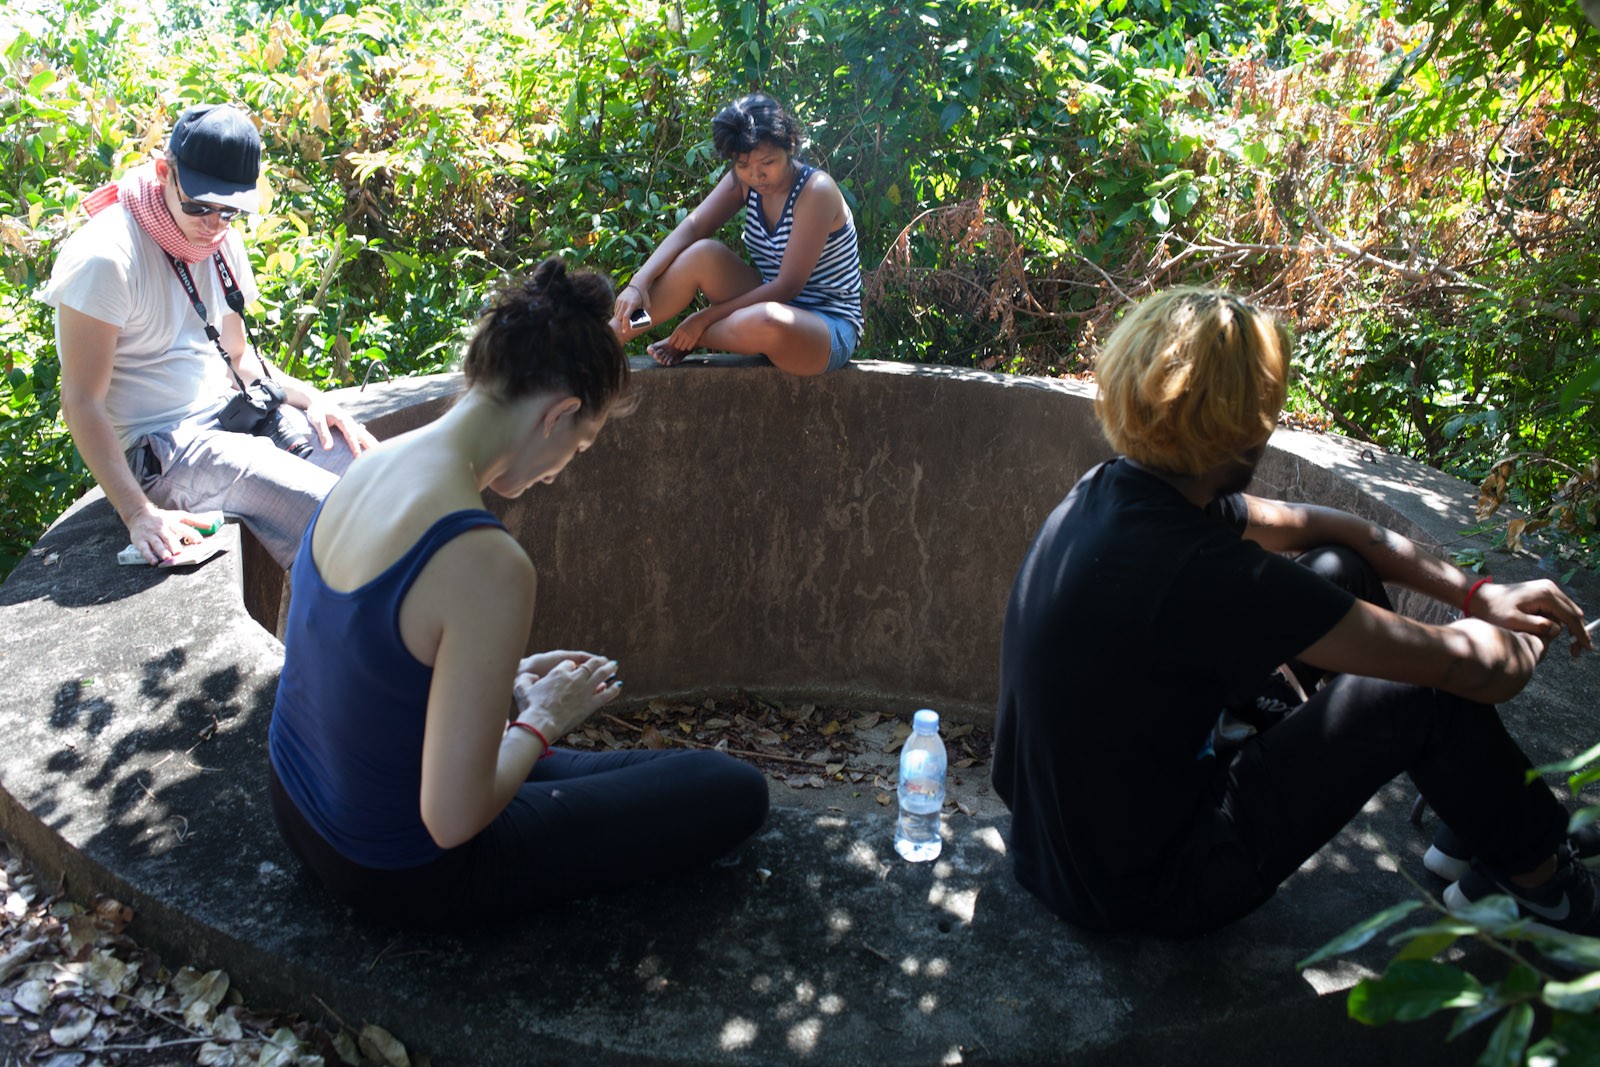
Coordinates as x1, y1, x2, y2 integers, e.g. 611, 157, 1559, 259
628, 307, 652, 330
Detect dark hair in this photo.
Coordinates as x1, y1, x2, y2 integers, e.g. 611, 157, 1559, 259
711, 93, 802, 160
462, 258, 633, 416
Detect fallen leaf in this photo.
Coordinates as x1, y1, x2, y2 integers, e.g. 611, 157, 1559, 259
0, 935, 42, 984
49, 1004, 95, 1045
359, 1022, 411, 1067
83, 950, 129, 996
332, 1031, 360, 1066
13, 978, 50, 1014
819, 720, 841, 736
92, 897, 133, 933
704, 718, 731, 729
175, 967, 230, 1027
825, 763, 845, 776
640, 726, 665, 750
198, 1042, 235, 1066
258, 1025, 301, 1067
953, 757, 976, 769
875, 793, 892, 806
852, 712, 881, 731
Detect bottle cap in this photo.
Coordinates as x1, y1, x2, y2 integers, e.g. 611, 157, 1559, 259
912, 709, 939, 733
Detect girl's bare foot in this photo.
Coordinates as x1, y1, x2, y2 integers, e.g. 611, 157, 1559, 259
648, 339, 689, 366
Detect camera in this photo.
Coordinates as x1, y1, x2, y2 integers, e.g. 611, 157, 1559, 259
218, 378, 315, 458
628, 307, 652, 330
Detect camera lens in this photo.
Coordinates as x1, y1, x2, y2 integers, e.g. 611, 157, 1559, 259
266, 410, 316, 458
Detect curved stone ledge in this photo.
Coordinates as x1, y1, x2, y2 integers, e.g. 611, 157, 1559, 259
1, 359, 1594, 1066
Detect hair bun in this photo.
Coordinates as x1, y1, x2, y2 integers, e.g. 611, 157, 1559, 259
530, 257, 569, 299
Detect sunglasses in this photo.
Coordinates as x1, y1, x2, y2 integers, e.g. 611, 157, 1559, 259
171, 172, 245, 221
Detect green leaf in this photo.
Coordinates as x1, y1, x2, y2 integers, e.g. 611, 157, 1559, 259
1518, 929, 1600, 972
1299, 900, 1425, 968
1531, 741, 1600, 780
1544, 971, 1600, 1014
1444, 894, 1526, 936
1391, 929, 1463, 961
1345, 961, 1484, 1025
1478, 1003, 1534, 1067
1171, 183, 1201, 217
1530, 1014, 1600, 1065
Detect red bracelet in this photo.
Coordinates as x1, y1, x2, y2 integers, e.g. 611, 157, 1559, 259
1463, 576, 1492, 616
507, 720, 554, 757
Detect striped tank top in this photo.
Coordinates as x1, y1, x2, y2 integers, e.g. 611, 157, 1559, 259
742, 163, 863, 333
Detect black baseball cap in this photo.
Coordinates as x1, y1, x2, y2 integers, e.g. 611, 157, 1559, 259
167, 104, 262, 212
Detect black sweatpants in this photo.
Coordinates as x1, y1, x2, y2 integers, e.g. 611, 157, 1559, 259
1141, 546, 1566, 938
270, 746, 770, 932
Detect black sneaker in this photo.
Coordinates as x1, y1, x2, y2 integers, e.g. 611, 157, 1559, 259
1426, 821, 1600, 883
1443, 849, 1600, 936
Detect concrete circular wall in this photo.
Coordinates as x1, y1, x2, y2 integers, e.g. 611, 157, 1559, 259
283, 358, 1484, 722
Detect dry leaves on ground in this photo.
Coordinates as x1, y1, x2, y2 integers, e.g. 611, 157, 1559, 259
564, 692, 993, 803
0, 839, 420, 1067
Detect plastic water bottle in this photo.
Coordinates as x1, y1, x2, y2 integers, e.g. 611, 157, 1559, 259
895, 709, 946, 862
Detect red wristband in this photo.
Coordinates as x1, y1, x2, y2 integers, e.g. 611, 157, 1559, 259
507, 720, 554, 757
1463, 576, 1492, 616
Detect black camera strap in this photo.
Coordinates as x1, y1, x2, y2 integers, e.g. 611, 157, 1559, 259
165, 251, 272, 394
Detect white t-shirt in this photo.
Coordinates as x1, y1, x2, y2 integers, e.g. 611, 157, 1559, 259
43, 202, 261, 449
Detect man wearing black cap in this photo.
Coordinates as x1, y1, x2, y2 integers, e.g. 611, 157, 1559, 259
45, 103, 377, 567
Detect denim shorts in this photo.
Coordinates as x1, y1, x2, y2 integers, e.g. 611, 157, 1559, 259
804, 308, 860, 372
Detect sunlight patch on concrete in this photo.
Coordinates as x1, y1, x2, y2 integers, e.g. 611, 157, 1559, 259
718, 1017, 757, 1051
785, 1017, 822, 1054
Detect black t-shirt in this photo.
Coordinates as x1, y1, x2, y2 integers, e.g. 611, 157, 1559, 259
991, 459, 1355, 930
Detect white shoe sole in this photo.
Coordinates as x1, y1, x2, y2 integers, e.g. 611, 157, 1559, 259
1424, 845, 1471, 882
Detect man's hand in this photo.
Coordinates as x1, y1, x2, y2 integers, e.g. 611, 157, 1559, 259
125, 503, 217, 565
302, 396, 378, 456
1470, 578, 1592, 658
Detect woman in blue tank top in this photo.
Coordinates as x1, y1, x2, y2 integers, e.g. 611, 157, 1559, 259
268, 259, 769, 930
609, 93, 864, 375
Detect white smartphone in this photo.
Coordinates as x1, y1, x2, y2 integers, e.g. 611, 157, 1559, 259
629, 307, 652, 329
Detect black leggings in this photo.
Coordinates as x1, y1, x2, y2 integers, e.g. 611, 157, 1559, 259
270, 747, 770, 931
1142, 546, 1566, 938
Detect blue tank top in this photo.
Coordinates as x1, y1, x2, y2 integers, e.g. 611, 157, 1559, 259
269, 507, 507, 869
742, 163, 864, 333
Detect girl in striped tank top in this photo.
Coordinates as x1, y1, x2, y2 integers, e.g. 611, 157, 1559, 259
611, 93, 863, 376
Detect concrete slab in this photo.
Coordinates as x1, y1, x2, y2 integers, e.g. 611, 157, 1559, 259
2, 361, 1595, 1065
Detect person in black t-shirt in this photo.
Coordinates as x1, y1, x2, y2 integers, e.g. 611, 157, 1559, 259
992, 287, 1594, 938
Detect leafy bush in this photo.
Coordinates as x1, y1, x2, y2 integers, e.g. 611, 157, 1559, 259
1302, 745, 1600, 1066
1, 0, 1596, 577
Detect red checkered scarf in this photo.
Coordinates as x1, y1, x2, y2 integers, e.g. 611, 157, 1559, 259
81, 164, 228, 265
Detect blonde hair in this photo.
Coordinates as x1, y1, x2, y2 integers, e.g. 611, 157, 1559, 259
1093, 288, 1290, 476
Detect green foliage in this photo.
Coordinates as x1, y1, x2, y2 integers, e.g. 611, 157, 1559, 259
1303, 749, 1600, 1065
0, 0, 1597, 579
